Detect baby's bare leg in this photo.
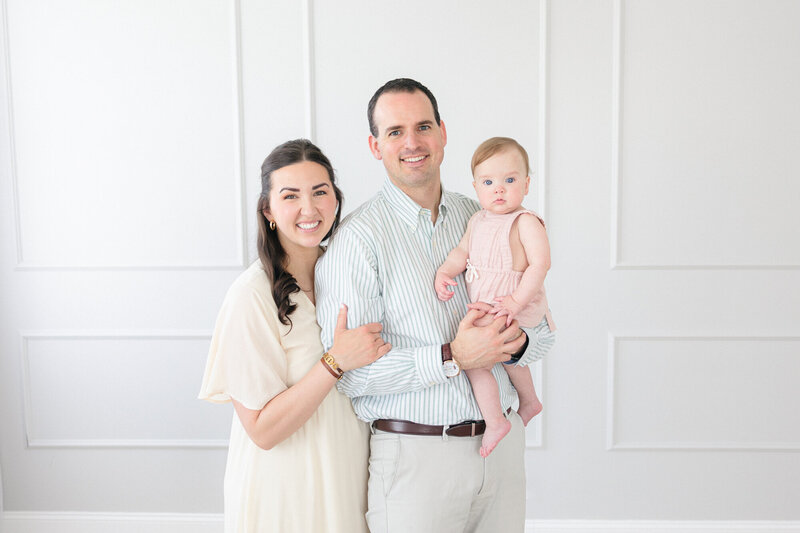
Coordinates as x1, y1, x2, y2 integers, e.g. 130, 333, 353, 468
504, 364, 542, 426
464, 368, 512, 457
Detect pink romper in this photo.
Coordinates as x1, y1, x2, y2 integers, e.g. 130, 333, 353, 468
466, 209, 555, 331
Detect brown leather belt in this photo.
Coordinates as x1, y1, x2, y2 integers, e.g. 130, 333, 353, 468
372, 408, 512, 438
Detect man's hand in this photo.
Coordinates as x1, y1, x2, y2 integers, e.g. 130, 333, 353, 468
450, 304, 526, 370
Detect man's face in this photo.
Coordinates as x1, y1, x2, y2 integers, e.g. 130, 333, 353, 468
368, 90, 447, 192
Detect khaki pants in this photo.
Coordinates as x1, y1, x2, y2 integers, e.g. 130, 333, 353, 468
366, 410, 526, 533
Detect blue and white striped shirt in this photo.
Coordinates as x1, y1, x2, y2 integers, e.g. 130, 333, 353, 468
315, 178, 548, 425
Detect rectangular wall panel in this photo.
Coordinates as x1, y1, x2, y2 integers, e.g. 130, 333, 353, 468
312, 0, 543, 217
6, 0, 245, 268
22, 333, 230, 447
613, 0, 800, 268
608, 336, 800, 450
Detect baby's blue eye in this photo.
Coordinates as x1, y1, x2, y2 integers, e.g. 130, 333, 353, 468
505, 177, 515, 184
483, 179, 493, 186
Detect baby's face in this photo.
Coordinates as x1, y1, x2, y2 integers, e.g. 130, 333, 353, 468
472, 149, 530, 214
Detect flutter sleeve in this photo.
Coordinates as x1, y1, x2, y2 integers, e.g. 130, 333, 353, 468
198, 273, 288, 411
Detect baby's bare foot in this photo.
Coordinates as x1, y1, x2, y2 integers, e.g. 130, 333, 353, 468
517, 399, 543, 426
479, 418, 512, 458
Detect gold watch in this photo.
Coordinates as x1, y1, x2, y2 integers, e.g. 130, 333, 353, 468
321, 352, 344, 379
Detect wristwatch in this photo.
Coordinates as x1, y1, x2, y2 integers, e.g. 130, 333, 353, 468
441, 343, 461, 378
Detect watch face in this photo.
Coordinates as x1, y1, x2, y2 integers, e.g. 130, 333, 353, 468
443, 360, 460, 378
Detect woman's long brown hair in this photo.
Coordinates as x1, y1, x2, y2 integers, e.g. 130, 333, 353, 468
257, 139, 343, 328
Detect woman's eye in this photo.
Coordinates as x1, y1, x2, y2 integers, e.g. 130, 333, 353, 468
283, 194, 297, 200
314, 190, 327, 196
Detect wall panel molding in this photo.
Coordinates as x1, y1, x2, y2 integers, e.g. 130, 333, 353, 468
20, 331, 227, 449
607, 334, 800, 451
302, 0, 316, 143
1, 0, 23, 265
6, 0, 247, 271
537, 0, 549, 220
608, 0, 800, 271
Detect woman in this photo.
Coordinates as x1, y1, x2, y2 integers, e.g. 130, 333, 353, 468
199, 139, 390, 532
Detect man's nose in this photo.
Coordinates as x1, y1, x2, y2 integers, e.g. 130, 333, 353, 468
404, 130, 422, 149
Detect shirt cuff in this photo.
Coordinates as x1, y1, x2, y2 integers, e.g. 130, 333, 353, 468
504, 330, 530, 366
416, 344, 450, 387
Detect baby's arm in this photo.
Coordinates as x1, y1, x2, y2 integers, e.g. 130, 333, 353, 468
493, 214, 551, 323
434, 216, 474, 301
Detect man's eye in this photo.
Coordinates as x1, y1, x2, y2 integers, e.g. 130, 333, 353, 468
419, 125, 430, 131
483, 179, 493, 186
505, 177, 515, 184
388, 130, 400, 137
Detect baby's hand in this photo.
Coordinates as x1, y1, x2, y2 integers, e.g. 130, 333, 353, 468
491, 295, 524, 326
434, 271, 457, 301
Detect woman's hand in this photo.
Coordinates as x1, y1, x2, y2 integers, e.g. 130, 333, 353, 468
434, 270, 457, 301
328, 305, 391, 372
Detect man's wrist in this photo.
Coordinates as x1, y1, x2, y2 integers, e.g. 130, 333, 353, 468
441, 343, 461, 377
504, 332, 529, 365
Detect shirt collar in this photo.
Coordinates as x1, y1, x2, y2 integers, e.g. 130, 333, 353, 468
381, 177, 450, 230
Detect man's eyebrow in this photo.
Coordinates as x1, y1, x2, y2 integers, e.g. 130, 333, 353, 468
383, 120, 434, 134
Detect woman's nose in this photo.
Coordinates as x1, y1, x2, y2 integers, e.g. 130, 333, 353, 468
300, 196, 316, 213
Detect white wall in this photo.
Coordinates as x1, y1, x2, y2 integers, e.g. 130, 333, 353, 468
1, 0, 798, 531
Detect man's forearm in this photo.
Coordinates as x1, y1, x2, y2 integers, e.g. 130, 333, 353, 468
336, 344, 448, 398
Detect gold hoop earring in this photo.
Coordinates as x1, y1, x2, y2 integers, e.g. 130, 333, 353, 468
269, 220, 276, 231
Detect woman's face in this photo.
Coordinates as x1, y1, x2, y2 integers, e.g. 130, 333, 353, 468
265, 160, 338, 254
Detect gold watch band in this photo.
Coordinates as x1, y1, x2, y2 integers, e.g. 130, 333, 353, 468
321, 352, 344, 380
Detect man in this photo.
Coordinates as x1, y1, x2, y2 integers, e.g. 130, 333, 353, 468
316, 78, 551, 532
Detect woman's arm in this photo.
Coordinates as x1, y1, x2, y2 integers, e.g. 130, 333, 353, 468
234, 306, 390, 450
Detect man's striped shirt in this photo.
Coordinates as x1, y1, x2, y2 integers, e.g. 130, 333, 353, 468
315, 177, 551, 425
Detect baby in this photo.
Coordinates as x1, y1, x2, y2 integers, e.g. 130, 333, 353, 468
435, 137, 556, 457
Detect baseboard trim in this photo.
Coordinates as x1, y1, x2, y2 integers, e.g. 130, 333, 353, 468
2, 513, 799, 533
527, 520, 800, 533
1, 512, 223, 533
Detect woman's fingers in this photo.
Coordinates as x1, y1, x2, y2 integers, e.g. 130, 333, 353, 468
335, 304, 348, 332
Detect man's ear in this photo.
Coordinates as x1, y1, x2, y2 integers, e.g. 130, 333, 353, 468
368, 135, 382, 160
440, 119, 447, 147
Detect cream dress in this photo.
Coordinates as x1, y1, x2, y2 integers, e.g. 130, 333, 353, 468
199, 261, 370, 533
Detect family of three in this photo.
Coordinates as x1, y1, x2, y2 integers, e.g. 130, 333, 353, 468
199, 78, 556, 533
